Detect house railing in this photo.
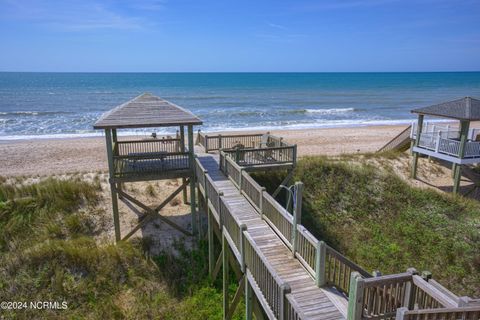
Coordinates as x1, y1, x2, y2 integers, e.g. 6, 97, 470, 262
415, 133, 480, 158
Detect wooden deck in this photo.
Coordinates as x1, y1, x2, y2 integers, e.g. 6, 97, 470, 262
198, 153, 347, 320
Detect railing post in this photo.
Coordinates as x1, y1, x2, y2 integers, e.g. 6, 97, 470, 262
291, 182, 303, 257
205, 134, 209, 152
239, 168, 244, 193
235, 148, 240, 163
315, 241, 326, 287
280, 283, 291, 320
347, 272, 364, 320
218, 134, 223, 150
403, 268, 418, 309
293, 144, 297, 166
395, 307, 408, 320
219, 192, 225, 229
240, 225, 247, 272
259, 187, 266, 220
435, 135, 441, 152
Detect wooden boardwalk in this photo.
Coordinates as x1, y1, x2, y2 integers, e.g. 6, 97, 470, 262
197, 153, 347, 320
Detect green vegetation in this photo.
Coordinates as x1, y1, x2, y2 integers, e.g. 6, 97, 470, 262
0, 177, 241, 319
254, 155, 480, 297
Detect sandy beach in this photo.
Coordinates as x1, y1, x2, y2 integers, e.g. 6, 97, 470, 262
0, 124, 408, 177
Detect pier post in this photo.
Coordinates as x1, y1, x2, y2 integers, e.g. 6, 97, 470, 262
411, 114, 424, 179
188, 125, 197, 235
453, 120, 469, 193
222, 231, 229, 319
245, 275, 253, 320
105, 129, 121, 242
180, 125, 188, 204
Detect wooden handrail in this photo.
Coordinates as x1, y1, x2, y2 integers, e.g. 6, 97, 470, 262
396, 306, 480, 320
412, 275, 458, 308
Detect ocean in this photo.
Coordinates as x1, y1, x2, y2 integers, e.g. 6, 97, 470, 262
0, 72, 479, 140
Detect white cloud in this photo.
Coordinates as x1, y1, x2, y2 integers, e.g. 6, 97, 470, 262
0, 0, 158, 31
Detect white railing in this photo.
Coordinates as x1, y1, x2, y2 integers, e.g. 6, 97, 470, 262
415, 132, 480, 158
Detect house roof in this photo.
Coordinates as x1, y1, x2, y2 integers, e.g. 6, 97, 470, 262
93, 93, 202, 129
411, 97, 480, 121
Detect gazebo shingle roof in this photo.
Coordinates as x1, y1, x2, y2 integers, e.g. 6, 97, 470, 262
411, 97, 480, 121
93, 93, 202, 129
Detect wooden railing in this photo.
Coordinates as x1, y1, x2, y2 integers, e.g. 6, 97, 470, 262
223, 145, 297, 167
220, 197, 247, 267
347, 269, 467, 320
116, 138, 182, 156
284, 294, 308, 320
325, 245, 371, 296
197, 132, 264, 152
294, 225, 318, 276
113, 152, 190, 178
224, 155, 242, 188
240, 171, 264, 212
378, 125, 412, 152
244, 231, 291, 320
262, 192, 294, 249
205, 174, 223, 224
396, 306, 480, 320
195, 157, 207, 195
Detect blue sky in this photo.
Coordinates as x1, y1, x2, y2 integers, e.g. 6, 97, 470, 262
0, 0, 479, 72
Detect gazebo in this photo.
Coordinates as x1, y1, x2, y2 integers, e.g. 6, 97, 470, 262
93, 93, 203, 241
410, 96, 480, 193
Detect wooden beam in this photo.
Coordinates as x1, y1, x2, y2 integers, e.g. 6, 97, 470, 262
453, 120, 470, 193
223, 233, 229, 319
180, 125, 188, 204
188, 124, 197, 235
208, 209, 215, 276
105, 129, 121, 242
245, 275, 253, 320
119, 184, 192, 241
411, 114, 424, 179
225, 275, 245, 320
212, 249, 223, 282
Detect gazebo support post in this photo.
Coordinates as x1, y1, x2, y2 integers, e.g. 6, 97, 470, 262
453, 120, 470, 194
180, 125, 188, 204
105, 129, 121, 242
411, 114, 424, 179
188, 125, 198, 235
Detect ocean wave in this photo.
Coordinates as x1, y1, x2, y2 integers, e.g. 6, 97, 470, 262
305, 107, 356, 114
198, 107, 356, 118
0, 111, 74, 116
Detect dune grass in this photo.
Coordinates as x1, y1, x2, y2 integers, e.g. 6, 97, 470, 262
253, 155, 480, 297
0, 176, 241, 319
